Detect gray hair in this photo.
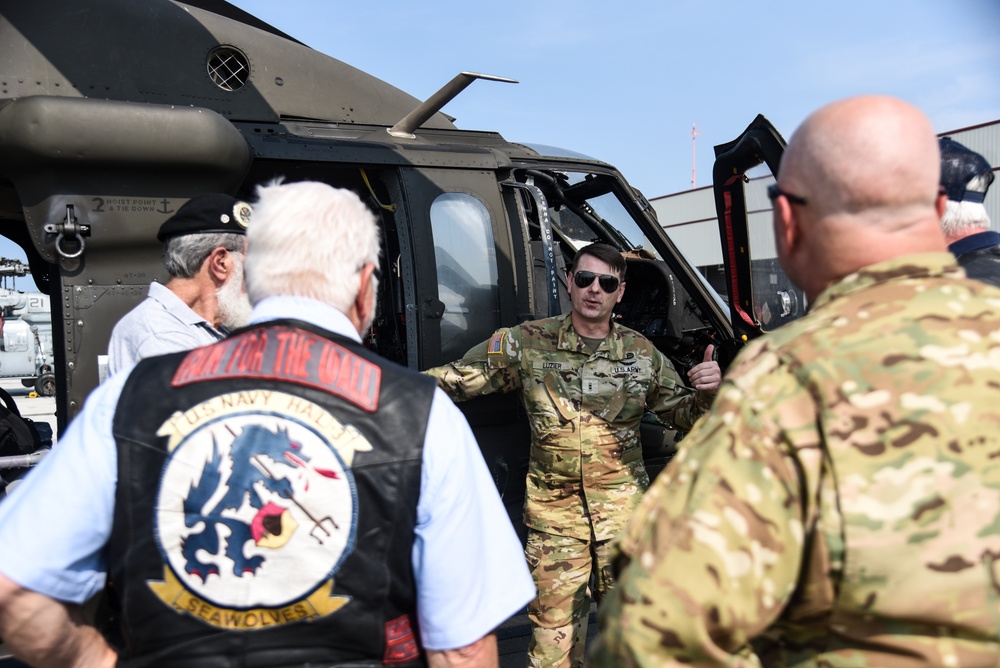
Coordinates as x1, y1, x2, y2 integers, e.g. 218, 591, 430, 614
246, 180, 381, 312
163, 232, 246, 278
941, 173, 993, 237
941, 200, 992, 237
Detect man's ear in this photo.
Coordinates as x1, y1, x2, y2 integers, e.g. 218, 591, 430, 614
353, 263, 377, 331
935, 192, 948, 220
774, 196, 801, 260
206, 247, 231, 284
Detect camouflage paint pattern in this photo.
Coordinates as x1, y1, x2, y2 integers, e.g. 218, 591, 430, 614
526, 530, 614, 668
589, 254, 1000, 667
426, 314, 708, 541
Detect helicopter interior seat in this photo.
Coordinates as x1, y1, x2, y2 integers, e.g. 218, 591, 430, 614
617, 257, 681, 340
616, 256, 688, 479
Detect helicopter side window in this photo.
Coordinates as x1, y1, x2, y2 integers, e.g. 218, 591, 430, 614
430, 193, 501, 361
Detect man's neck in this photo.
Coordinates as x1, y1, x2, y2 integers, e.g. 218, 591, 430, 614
570, 312, 610, 339
944, 226, 989, 246
165, 276, 219, 326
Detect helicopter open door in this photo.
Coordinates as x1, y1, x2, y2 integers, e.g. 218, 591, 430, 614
712, 115, 808, 339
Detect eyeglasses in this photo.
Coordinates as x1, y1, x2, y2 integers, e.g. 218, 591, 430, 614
573, 270, 620, 293
767, 183, 808, 206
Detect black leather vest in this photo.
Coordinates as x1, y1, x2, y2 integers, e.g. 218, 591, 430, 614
108, 320, 434, 667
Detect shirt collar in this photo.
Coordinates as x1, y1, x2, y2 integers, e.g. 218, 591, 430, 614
810, 252, 964, 312
248, 296, 362, 343
556, 313, 628, 359
948, 230, 1000, 257
148, 281, 215, 328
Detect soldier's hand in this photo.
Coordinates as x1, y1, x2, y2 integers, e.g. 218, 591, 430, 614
686, 344, 721, 393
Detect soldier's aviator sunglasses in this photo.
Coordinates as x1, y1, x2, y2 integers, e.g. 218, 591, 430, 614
572, 270, 620, 293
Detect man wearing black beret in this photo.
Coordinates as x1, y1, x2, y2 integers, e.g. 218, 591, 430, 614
107, 193, 252, 375
938, 136, 999, 287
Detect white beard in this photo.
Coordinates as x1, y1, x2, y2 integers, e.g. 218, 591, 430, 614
216, 254, 253, 330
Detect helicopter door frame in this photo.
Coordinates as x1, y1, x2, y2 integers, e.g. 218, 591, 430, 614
711, 114, 794, 342
397, 167, 517, 369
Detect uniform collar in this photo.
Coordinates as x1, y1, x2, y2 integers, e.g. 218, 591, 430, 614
810, 252, 964, 312
555, 313, 628, 360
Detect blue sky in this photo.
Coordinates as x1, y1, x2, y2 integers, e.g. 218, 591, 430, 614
3, 0, 999, 291
225, 0, 1000, 196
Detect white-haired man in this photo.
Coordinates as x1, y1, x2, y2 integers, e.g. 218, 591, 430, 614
0, 181, 534, 667
938, 136, 998, 287
107, 193, 254, 375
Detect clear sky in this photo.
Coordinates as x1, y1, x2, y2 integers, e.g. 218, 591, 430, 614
3, 0, 999, 291
225, 0, 1000, 196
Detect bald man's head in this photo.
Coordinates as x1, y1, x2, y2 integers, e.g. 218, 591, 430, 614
781, 96, 941, 219
773, 96, 948, 299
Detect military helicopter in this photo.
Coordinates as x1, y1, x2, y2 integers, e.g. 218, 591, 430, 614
0, 0, 797, 543
0, 0, 791, 659
0, 258, 53, 394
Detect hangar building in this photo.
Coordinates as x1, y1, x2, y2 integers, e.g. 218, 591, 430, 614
652, 119, 1000, 300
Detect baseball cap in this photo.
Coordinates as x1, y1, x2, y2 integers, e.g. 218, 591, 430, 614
939, 137, 994, 204
157, 193, 252, 242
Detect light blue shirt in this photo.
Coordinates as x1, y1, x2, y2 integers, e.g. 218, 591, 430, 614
0, 296, 533, 651
106, 282, 224, 376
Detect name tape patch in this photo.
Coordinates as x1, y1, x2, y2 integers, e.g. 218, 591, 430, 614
534, 361, 569, 371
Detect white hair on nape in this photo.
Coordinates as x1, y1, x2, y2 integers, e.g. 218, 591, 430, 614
941, 199, 992, 237
245, 180, 381, 311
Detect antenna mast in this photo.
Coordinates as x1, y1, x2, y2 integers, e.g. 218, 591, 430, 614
691, 123, 699, 188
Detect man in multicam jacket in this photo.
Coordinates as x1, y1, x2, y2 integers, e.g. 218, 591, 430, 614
588, 95, 1000, 667
426, 242, 721, 668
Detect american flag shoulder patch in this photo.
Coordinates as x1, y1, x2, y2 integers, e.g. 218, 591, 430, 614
487, 331, 506, 354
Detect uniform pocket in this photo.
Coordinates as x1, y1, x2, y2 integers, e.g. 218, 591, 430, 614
542, 372, 577, 422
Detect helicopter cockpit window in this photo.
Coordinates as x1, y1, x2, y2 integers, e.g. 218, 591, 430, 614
558, 173, 662, 260
579, 193, 661, 260
430, 193, 501, 361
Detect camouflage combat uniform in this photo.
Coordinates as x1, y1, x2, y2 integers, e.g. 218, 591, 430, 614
427, 314, 709, 668
589, 253, 1000, 667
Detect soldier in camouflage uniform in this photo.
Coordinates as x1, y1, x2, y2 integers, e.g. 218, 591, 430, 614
426, 243, 721, 668
589, 96, 1000, 667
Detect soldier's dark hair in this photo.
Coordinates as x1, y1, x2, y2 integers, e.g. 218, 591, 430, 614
570, 243, 626, 278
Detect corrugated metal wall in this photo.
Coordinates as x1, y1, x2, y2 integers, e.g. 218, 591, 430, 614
652, 120, 1000, 267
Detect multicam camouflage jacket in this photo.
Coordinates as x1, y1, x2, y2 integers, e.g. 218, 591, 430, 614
589, 253, 1000, 667
426, 314, 708, 541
